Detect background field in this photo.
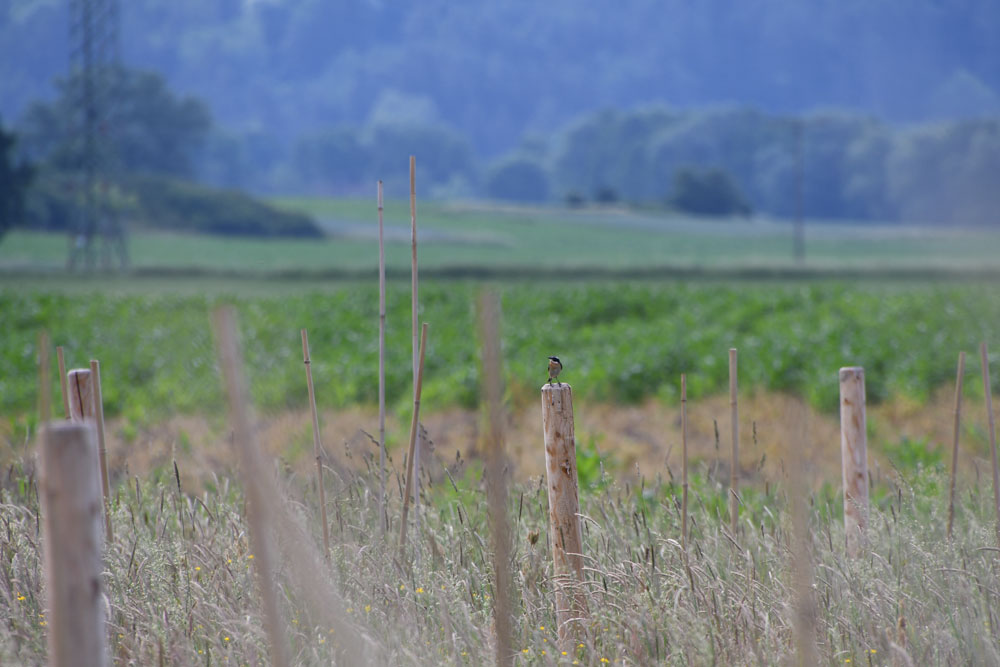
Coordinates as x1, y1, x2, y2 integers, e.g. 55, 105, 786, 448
4, 200, 1000, 276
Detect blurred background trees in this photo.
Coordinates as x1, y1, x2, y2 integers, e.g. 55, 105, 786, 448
1, 0, 998, 223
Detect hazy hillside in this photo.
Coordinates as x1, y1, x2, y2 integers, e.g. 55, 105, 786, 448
3, 0, 999, 158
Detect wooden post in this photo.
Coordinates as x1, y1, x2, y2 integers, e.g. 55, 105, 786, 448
377, 180, 387, 535
89, 360, 113, 543
67, 368, 94, 422
214, 307, 290, 667
39, 421, 107, 667
980, 343, 1000, 545
301, 330, 330, 560
947, 351, 965, 539
56, 345, 70, 419
478, 291, 514, 666
410, 156, 421, 533
839, 367, 868, 556
729, 348, 739, 534
541, 381, 588, 644
681, 374, 689, 550
399, 322, 428, 553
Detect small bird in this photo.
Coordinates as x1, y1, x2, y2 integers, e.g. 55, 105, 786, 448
547, 356, 563, 384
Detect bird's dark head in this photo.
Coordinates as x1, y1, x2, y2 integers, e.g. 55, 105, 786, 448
548, 356, 561, 364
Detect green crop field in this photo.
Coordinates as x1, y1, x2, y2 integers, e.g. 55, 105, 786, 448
3, 281, 998, 429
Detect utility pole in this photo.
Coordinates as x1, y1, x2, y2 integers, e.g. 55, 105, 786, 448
68, 0, 121, 271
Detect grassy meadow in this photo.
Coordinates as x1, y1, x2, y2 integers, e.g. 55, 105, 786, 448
4, 199, 1000, 275
2, 201, 1000, 664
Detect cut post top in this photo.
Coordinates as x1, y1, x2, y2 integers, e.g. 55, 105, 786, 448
541, 382, 572, 393
839, 366, 864, 381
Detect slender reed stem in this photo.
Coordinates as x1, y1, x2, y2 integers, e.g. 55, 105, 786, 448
729, 348, 739, 534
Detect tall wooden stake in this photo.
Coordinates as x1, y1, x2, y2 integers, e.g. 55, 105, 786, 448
980, 342, 1000, 545
729, 348, 739, 534
410, 156, 421, 533
479, 292, 514, 666
839, 367, 868, 557
39, 421, 107, 667
399, 322, 429, 553
681, 373, 689, 550
377, 180, 387, 535
214, 307, 290, 667
56, 344, 68, 419
89, 359, 113, 542
301, 329, 330, 560
947, 351, 965, 539
541, 381, 589, 645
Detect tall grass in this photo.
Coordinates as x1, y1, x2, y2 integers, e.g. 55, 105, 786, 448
2, 443, 998, 664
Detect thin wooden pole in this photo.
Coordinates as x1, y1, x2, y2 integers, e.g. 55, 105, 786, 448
478, 291, 514, 666
980, 342, 1000, 545
301, 329, 330, 560
214, 307, 290, 667
39, 421, 107, 667
89, 359, 113, 543
839, 366, 868, 557
67, 368, 93, 422
399, 322, 429, 552
947, 351, 965, 539
39, 331, 52, 425
377, 180, 387, 535
729, 348, 739, 534
56, 345, 69, 419
681, 373, 688, 550
541, 380, 588, 645
410, 156, 421, 533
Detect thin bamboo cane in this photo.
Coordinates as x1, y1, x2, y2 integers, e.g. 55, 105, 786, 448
378, 180, 387, 535
399, 322, 428, 553
681, 373, 688, 550
56, 345, 69, 419
947, 351, 965, 539
89, 359, 113, 542
729, 348, 739, 534
410, 156, 421, 533
39, 331, 51, 425
301, 329, 330, 560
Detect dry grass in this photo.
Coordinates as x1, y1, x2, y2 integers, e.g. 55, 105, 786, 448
2, 414, 1000, 664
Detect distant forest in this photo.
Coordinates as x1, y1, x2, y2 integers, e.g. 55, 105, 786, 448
3, 0, 999, 223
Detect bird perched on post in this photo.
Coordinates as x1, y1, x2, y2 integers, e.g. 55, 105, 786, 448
547, 356, 563, 385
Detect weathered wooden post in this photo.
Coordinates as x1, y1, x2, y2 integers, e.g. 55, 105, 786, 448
541, 381, 588, 644
66, 368, 94, 422
67, 365, 112, 540
839, 367, 869, 556
39, 421, 107, 667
